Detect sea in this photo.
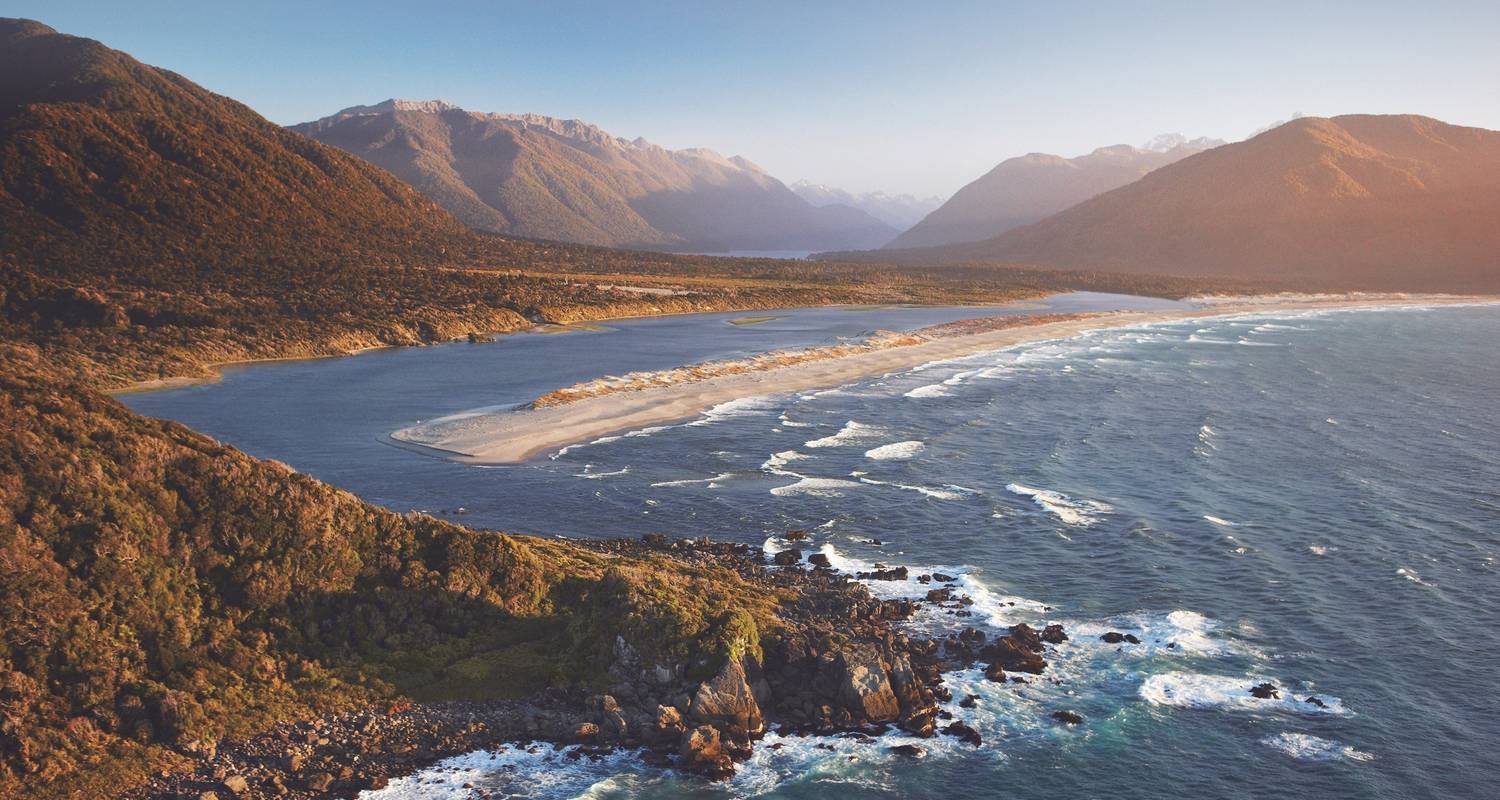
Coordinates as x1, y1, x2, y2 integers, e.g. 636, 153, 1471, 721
122, 294, 1500, 800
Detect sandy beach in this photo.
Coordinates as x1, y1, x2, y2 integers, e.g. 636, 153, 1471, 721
391, 295, 1493, 464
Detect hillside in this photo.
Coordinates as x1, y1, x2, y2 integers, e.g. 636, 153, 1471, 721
871, 115, 1500, 292
885, 138, 1220, 249
293, 101, 897, 251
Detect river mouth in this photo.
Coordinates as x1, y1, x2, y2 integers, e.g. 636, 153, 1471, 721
124, 300, 1500, 799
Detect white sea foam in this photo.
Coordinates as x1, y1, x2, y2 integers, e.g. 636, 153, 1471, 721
649, 472, 735, 488
1069, 610, 1224, 656
805, 421, 885, 448
1396, 566, 1428, 585
688, 396, 779, 427
359, 742, 659, 799
1139, 673, 1344, 715
1005, 484, 1112, 526
760, 449, 809, 474
864, 440, 926, 460
903, 383, 952, 399
777, 411, 814, 427
1262, 733, 1373, 762
573, 465, 631, 479
857, 476, 974, 501
770, 477, 862, 497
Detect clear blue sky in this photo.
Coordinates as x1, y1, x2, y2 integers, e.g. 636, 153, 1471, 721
12, 1, 1500, 197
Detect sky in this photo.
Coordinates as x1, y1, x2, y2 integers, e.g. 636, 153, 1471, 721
12, 1, 1500, 198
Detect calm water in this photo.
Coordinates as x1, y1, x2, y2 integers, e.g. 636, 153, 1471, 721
124, 298, 1500, 800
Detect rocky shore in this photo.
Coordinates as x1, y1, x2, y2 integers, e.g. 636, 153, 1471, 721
123, 535, 1077, 798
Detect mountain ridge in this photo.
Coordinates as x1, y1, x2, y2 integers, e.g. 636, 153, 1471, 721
292, 100, 896, 251
884, 138, 1221, 249
864, 114, 1500, 291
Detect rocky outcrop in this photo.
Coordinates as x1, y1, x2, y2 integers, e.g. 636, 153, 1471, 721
836, 645, 902, 723
688, 656, 766, 735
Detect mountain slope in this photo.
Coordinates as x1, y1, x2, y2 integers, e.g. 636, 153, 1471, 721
293, 101, 896, 251
0, 20, 481, 278
790, 181, 943, 231
885, 139, 1219, 249
887, 115, 1500, 291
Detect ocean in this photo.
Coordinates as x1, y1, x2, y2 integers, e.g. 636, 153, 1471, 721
123, 298, 1500, 799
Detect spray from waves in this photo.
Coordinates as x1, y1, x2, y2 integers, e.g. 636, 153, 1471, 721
805, 420, 886, 448
1005, 484, 1112, 526
649, 472, 736, 488
857, 476, 975, 501
360, 742, 662, 799
1065, 610, 1227, 656
864, 441, 926, 460
1261, 733, 1374, 762
1139, 673, 1344, 715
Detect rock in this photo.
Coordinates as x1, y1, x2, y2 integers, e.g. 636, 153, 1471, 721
925, 587, 952, 602
1007, 623, 1043, 653
982, 663, 1007, 682
772, 548, 802, 566
221, 775, 249, 795
652, 705, 686, 743
198, 793, 219, 800
959, 694, 980, 708
1041, 624, 1068, 644
1101, 631, 1127, 644
979, 637, 1046, 674
1304, 696, 1326, 708
785, 529, 808, 541
1052, 710, 1084, 725
304, 772, 334, 792
679, 725, 734, 780
855, 566, 908, 581
1124, 634, 1141, 644
886, 653, 937, 736
943, 721, 983, 746
688, 656, 765, 734
836, 645, 901, 723
888, 744, 927, 758
572, 721, 601, 742
932, 573, 956, 582
807, 553, 832, 569
1250, 682, 1280, 700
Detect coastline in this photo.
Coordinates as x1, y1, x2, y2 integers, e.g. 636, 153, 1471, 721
392, 295, 1497, 465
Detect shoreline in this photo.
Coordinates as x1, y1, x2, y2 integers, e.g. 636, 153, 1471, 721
393, 294, 1497, 465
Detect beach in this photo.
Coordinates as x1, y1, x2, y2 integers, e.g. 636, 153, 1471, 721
391, 295, 1491, 464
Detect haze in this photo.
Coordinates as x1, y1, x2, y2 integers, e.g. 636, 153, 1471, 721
16, 0, 1500, 197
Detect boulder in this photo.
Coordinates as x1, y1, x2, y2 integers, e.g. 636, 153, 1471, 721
1041, 624, 1068, 644
1250, 682, 1280, 700
772, 548, 802, 566
1303, 696, 1326, 708
1052, 710, 1084, 725
221, 776, 248, 795
679, 724, 734, 780
1007, 623, 1043, 653
807, 553, 833, 569
886, 653, 937, 736
856, 566, 909, 581
932, 573, 956, 583
836, 645, 901, 723
959, 694, 980, 708
982, 663, 1006, 682
688, 657, 765, 734
979, 637, 1046, 674
925, 587, 953, 602
888, 744, 927, 758
943, 721, 983, 746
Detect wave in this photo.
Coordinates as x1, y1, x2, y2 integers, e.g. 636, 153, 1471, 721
361, 741, 659, 799
1067, 610, 1225, 656
760, 449, 810, 475
858, 476, 973, 500
573, 465, 631, 480
770, 476, 862, 497
1262, 733, 1373, 762
1139, 672, 1344, 715
1005, 484, 1112, 526
903, 384, 951, 399
649, 472, 735, 488
864, 440, 926, 460
777, 411, 814, 428
805, 420, 885, 448
688, 396, 779, 427
1204, 515, 1235, 527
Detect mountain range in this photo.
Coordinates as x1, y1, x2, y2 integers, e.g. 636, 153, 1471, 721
860, 114, 1500, 291
789, 181, 943, 231
884, 137, 1222, 249
292, 101, 897, 252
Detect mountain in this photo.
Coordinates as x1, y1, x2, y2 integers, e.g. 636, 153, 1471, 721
293, 101, 897, 252
874, 115, 1500, 292
790, 181, 943, 231
884, 137, 1221, 249
0, 20, 486, 279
